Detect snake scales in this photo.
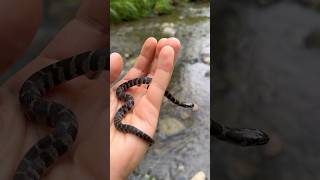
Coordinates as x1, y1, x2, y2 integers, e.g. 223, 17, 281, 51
15, 48, 108, 180
114, 76, 199, 146
211, 119, 269, 146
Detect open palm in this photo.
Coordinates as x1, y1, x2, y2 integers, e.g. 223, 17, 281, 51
1, 57, 107, 180
0, 0, 107, 179
109, 37, 181, 179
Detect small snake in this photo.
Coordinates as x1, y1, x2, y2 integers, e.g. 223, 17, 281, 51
114, 76, 199, 146
211, 119, 269, 146
15, 48, 108, 180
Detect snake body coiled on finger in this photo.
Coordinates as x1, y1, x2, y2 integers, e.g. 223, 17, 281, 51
114, 76, 199, 146
15, 48, 108, 180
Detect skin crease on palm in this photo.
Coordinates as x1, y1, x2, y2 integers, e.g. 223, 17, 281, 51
0, 0, 181, 180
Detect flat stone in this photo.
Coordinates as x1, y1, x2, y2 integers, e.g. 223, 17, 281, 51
159, 117, 186, 136
190, 171, 206, 180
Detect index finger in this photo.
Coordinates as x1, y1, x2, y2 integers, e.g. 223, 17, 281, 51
122, 37, 157, 81
145, 46, 175, 110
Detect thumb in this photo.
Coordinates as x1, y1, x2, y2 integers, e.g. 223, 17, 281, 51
110, 53, 123, 83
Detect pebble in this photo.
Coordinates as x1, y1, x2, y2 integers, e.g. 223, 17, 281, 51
161, 22, 176, 36
202, 56, 210, 64
190, 171, 206, 180
124, 53, 130, 58
159, 117, 186, 136
177, 164, 185, 171
143, 174, 156, 180
163, 27, 177, 36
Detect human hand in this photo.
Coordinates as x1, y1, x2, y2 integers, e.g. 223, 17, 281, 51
0, 0, 108, 179
110, 37, 181, 179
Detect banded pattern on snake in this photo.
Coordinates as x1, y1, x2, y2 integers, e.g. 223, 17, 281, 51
211, 119, 269, 146
15, 48, 108, 180
114, 76, 199, 146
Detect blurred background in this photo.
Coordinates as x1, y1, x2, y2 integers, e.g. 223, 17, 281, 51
213, 0, 320, 179
0, 0, 80, 84
110, 0, 210, 179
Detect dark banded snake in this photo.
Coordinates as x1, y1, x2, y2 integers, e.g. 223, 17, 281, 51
211, 119, 269, 146
14, 48, 108, 180
115, 77, 269, 147
114, 76, 199, 146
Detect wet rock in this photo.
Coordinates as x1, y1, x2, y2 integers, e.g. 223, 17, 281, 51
305, 30, 320, 49
177, 164, 185, 171
180, 111, 191, 120
161, 22, 176, 36
124, 53, 131, 59
163, 27, 176, 36
158, 117, 186, 136
143, 173, 157, 180
161, 22, 174, 28
202, 56, 210, 64
200, 53, 210, 64
190, 171, 206, 180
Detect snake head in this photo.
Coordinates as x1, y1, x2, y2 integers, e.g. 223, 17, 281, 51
225, 128, 270, 146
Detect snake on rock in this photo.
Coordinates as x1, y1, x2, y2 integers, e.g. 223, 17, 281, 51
15, 48, 108, 180
211, 119, 269, 146
114, 76, 199, 146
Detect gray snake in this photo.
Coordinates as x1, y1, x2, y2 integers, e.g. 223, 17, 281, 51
114, 76, 199, 146
211, 119, 269, 146
14, 48, 108, 180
